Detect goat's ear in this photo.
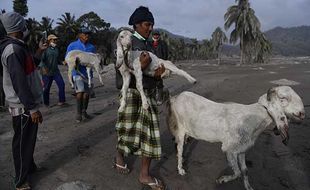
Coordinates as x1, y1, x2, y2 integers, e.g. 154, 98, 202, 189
259, 88, 289, 137
267, 87, 277, 101
267, 102, 289, 143
277, 88, 290, 107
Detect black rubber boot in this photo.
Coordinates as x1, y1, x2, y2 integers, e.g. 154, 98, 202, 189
76, 98, 83, 123
82, 97, 92, 120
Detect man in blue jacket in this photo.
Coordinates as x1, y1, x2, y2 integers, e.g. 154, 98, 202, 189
66, 27, 95, 122
0, 12, 44, 190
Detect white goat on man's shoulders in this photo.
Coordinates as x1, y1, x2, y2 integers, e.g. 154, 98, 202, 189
65, 50, 105, 88
116, 29, 197, 112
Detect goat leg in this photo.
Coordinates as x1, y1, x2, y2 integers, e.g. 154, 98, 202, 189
86, 67, 92, 88
132, 59, 149, 110
68, 64, 74, 89
238, 153, 254, 190
162, 60, 197, 84
176, 131, 186, 175
118, 68, 131, 112
216, 152, 241, 184
94, 64, 104, 86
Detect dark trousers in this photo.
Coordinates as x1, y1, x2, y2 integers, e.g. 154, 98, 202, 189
0, 88, 5, 107
0, 77, 5, 107
42, 72, 66, 105
12, 112, 38, 187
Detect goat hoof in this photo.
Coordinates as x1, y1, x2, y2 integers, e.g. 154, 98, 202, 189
178, 168, 186, 175
216, 177, 225, 184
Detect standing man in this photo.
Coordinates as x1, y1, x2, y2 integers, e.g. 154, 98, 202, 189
66, 27, 95, 122
152, 30, 168, 60
40, 34, 66, 107
114, 6, 166, 190
151, 30, 169, 105
0, 12, 44, 190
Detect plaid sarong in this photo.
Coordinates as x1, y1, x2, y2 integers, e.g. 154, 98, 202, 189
116, 88, 161, 159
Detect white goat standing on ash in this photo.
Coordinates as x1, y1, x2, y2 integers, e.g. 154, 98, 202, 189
65, 50, 104, 88
167, 86, 305, 190
116, 29, 197, 112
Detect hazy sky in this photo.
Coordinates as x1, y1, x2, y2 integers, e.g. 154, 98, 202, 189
2, 0, 310, 40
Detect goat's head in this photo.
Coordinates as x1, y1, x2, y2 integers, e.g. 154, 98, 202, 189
258, 86, 305, 145
116, 30, 133, 68
117, 30, 133, 52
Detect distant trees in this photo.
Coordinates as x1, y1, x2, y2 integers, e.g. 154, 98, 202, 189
253, 32, 272, 63
13, 0, 28, 17
39, 16, 54, 34
77, 11, 110, 33
4, 0, 274, 65
25, 18, 40, 52
0, 10, 7, 38
224, 0, 272, 64
56, 12, 79, 40
211, 27, 228, 65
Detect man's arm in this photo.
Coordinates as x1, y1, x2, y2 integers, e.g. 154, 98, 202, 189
33, 39, 48, 66
139, 51, 165, 78
39, 51, 48, 75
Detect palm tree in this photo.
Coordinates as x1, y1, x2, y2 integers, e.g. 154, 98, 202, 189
56, 13, 79, 58
39, 16, 54, 34
191, 39, 199, 62
56, 12, 79, 36
253, 32, 272, 63
13, 0, 28, 17
224, 0, 261, 65
211, 27, 228, 65
25, 18, 41, 53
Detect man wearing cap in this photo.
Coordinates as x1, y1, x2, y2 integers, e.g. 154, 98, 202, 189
114, 6, 166, 189
0, 12, 44, 190
40, 34, 66, 107
66, 27, 95, 122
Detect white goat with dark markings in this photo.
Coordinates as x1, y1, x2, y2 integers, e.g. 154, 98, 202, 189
65, 50, 104, 88
116, 29, 197, 112
167, 86, 305, 190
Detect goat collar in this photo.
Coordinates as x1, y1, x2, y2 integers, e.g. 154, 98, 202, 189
259, 103, 272, 117
124, 51, 133, 70
133, 31, 146, 41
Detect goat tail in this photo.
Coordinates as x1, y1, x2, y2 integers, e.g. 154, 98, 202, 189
165, 96, 179, 137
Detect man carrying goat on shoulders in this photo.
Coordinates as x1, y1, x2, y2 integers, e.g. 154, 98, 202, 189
114, 6, 167, 190
66, 27, 95, 123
